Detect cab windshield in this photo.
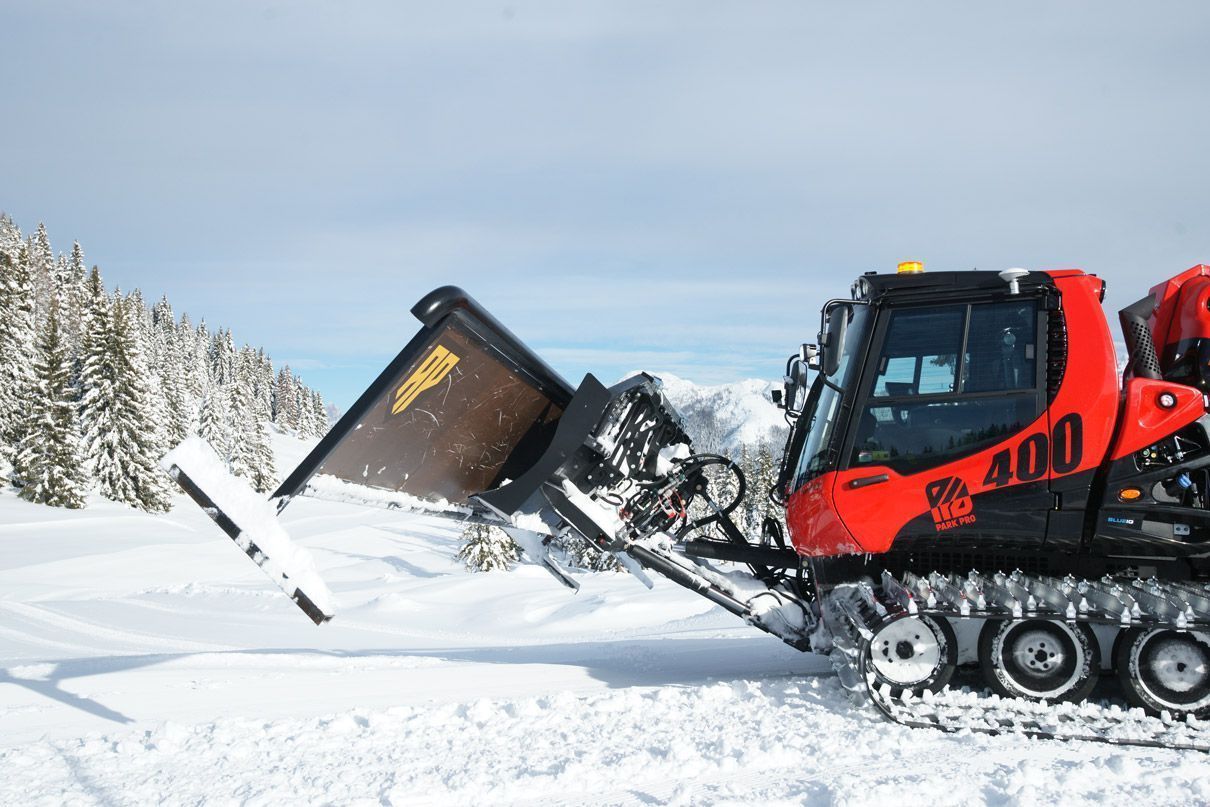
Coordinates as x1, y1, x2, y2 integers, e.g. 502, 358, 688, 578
791, 304, 871, 488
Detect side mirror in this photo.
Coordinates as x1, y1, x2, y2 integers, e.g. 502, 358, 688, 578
822, 303, 850, 377
781, 357, 810, 416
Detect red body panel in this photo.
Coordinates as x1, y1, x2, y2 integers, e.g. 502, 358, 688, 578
788, 271, 1121, 557
1045, 272, 1121, 477
1110, 378, 1204, 460
831, 418, 1045, 553
1149, 265, 1210, 352
786, 474, 863, 556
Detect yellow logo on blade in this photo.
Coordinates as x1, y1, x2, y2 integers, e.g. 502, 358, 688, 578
393, 345, 460, 415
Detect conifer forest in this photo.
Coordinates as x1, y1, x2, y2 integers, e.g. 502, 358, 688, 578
0, 215, 329, 512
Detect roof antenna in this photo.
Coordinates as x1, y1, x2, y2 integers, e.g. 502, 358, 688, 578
999, 268, 1028, 295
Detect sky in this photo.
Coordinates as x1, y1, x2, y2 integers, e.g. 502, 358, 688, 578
3, 1, 1209, 408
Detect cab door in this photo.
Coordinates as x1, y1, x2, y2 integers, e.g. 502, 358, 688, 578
829, 297, 1052, 555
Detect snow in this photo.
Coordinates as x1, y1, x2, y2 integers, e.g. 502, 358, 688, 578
644, 371, 788, 451
2, 433, 1209, 804
303, 472, 471, 516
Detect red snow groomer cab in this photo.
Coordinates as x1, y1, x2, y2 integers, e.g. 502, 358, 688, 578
786, 266, 1207, 572
168, 264, 1210, 750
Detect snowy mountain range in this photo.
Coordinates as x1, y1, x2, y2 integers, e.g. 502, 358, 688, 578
637, 372, 789, 454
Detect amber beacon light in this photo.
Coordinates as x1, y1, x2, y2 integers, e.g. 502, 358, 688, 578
897, 260, 924, 274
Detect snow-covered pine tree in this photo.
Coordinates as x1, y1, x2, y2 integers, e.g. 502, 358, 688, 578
292, 377, 312, 434
0, 247, 38, 471
688, 451, 741, 532
292, 378, 324, 437
78, 266, 115, 480
754, 442, 785, 539
180, 316, 207, 406
151, 296, 189, 447
83, 290, 172, 512
197, 387, 233, 460
248, 348, 273, 424
226, 351, 276, 492
309, 389, 329, 436
127, 288, 152, 336
258, 351, 275, 421
112, 295, 173, 510
122, 289, 172, 463
0, 214, 21, 263
226, 383, 252, 480
274, 365, 299, 431
206, 330, 221, 385
51, 255, 72, 346
13, 300, 86, 508
65, 242, 87, 346
242, 410, 277, 493
209, 329, 236, 387
556, 532, 620, 572
27, 222, 54, 329
736, 443, 756, 536
457, 521, 522, 572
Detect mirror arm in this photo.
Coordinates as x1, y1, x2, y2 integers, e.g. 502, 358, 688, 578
818, 298, 870, 378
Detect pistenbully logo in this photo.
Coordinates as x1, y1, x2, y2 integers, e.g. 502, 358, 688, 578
392, 345, 460, 415
926, 476, 976, 531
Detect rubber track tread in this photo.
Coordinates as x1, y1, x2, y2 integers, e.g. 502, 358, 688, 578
824, 570, 1210, 752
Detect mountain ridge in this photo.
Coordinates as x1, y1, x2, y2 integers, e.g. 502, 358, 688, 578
631, 371, 789, 454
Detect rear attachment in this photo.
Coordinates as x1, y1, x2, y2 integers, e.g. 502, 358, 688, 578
274, 285, 574, 516
164, 287, 816, 646
823, 570, 1210, 751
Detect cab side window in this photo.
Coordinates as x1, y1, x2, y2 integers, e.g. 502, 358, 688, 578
851, 301, 1040, 474
963, 302, 1037, 393
871, 306, 964, 398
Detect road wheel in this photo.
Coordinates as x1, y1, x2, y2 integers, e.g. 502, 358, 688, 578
869, 615, 957, 696
1115, 628, 1210, 719
979, 618, 1099, 702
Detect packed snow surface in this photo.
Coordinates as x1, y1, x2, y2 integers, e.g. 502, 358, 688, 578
2, 432, 1208, 804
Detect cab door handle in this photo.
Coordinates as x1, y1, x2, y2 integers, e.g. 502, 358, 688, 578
848, 474, 889, 489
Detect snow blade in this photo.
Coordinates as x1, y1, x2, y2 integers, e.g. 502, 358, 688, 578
162, 438, 335, 625
273, 286, 576, 517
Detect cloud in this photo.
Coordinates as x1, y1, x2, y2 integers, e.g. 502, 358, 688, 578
3, 1, 1209, 406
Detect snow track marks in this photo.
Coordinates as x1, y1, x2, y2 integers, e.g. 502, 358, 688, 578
3, 677, 1206, 806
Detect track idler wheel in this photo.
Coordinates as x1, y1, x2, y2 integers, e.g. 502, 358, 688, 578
869, 615, 957, 695
979, 618, 1099, 703
1115, 628, 1210, 719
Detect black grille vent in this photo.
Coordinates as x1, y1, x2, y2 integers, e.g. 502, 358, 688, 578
1119, 294, 1162, 380
1126, 320, 1163, 377
1047, 307, 1068, 403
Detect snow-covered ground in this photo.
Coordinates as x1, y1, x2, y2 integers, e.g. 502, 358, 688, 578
1, 435, 1208, 805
